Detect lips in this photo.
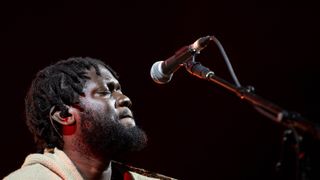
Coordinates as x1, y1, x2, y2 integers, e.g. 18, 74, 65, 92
118, 108, 133, 120
118, 109, 136, 128
119, 114, 133, 119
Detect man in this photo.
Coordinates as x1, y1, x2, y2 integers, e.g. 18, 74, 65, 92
4, 57, 175, 180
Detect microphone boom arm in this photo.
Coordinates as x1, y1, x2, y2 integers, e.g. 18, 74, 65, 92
184, 61, 320, 141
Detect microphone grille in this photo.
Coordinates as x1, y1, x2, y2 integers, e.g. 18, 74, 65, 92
150, 61, 173, 84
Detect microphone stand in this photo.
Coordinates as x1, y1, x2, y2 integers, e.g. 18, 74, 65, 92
184, 60, 320, 180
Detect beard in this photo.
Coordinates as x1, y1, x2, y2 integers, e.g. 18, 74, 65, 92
78, 108, 147, 157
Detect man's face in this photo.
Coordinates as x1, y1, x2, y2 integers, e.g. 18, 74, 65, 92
76, 65, 147, 155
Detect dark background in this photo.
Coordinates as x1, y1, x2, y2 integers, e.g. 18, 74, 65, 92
0, 0, 319, 179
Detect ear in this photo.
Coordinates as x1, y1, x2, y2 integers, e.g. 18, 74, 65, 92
51, 106, 76, 126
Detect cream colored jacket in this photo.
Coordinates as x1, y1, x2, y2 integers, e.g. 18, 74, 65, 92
4, 148, 176, 180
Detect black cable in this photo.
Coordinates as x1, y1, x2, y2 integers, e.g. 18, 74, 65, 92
210, 35, 242, 87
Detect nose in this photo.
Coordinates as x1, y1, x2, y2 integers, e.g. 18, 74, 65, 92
114, 92, 132, 108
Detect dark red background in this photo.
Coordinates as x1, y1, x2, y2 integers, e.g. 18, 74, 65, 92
1, 0, 319, 179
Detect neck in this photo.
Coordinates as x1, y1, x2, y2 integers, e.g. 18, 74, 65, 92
63, 147, 111, 180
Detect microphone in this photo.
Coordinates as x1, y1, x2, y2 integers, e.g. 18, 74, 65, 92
150, 36, 211, 84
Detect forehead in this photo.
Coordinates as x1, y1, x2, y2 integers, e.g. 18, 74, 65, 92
85, 65, 119, 85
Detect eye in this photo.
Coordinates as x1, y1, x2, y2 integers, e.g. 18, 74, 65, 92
97, 90, 111, 96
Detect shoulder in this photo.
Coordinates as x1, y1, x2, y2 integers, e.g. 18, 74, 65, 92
3, 164, 61, 180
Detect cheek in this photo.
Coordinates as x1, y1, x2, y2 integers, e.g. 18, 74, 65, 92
81, 98, 118, 118
81, 97, 106, 111
97, 101, 116, 114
